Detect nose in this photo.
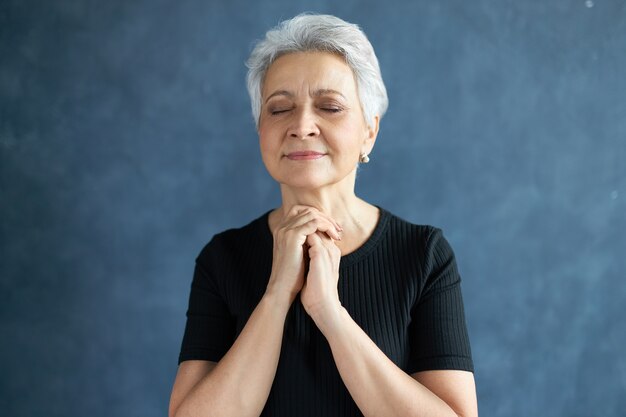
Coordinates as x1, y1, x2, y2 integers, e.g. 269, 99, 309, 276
287, 107, 320, 139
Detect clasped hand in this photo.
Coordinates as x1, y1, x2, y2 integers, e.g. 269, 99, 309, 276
266, 205, 343, 328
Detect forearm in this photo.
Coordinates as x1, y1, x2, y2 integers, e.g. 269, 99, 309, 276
319, 307, 460, 417
175, 292, 291, 417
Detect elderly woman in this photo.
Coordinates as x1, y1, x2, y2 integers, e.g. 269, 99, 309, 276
169, 13, 477, 417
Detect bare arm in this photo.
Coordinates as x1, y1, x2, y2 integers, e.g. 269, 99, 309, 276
319, 307, 478, 417
301, 231, 477, 417
170, 206, 342, 417
169, 291, 291, 417
169, 360, 217, 416
411, 370, 478, 417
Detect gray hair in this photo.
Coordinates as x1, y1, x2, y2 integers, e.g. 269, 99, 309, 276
245, 13, 388, 129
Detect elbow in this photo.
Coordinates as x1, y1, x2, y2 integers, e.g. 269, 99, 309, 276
455, 406, 479, 417
169, 401, 189, 417
169, 402, 235, 417
169, 406, 191, 417
168, 404, 179, 417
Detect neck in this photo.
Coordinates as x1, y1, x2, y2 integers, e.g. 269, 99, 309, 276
275, 171, 371, 232
268, 171, 380, 256
280, 187, 358, 222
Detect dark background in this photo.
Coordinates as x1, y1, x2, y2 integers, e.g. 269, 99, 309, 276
1, 1, 625, 416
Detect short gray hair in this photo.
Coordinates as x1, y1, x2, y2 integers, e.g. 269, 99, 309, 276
245, 13, 388, 129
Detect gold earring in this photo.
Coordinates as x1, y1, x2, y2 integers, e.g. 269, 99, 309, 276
360, 153, 370, 163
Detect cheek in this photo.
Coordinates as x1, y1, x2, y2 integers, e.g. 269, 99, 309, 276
329, 123, 366, 155
257, 127, 273, 149
258, 132, 280, 166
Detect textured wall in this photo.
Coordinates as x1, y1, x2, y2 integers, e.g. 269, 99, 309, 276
1, 1, 625, 416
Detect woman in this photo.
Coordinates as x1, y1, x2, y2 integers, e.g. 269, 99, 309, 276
169, 13, 477, 417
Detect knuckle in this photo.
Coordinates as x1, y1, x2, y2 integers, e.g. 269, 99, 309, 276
309, 245, 321, 254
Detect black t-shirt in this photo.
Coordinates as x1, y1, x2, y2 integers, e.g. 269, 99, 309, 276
178, 207, 473, 416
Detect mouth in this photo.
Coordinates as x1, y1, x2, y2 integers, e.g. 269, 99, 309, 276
285, 151, 327, 160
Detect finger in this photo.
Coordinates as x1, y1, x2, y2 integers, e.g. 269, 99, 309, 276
286, 204, 316, 218
284, 209, 322, 229
313, 232, 341, 260
286, 212, 341, 240
296, 218, 342, 240
284, 210, 319, 229
306, 232, 322, 246
305, 210, 343, 236
316, 232, 340, 253
327, 216, 343, 232
316, 230, 334, 243
307, 233, 339, 261
285, 205, 342, 232
305, 208, 342, 232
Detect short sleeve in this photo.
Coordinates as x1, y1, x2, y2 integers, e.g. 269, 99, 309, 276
178, 239, 236, 365
406, 228, 474, 374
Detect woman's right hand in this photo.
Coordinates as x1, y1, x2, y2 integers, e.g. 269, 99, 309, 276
265, 205, 343, 305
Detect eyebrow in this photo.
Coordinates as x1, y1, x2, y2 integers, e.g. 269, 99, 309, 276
264, 89, 347, 103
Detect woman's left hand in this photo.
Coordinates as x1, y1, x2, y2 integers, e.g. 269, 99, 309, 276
300, 231, 343, 331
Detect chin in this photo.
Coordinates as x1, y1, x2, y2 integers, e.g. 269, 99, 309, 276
281, 179, 329, 190
274, 173, 333, 190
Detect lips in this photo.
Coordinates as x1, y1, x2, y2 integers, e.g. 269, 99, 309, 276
285, 151, 327, 160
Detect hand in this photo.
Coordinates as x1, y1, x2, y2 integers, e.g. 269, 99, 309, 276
265, 206, 342, 306
300, 231, 342, 329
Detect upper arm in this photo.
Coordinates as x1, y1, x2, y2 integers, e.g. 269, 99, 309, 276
169, 360, 218, 417
407, 228, 474, 373
178, 249, 236, 364
411, 370, 478, 417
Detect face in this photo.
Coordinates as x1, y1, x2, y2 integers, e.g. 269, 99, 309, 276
258, 51, 379, 190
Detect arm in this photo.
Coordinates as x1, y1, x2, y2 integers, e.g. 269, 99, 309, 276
301, 231, 477, 417
170, 206, 343, 417
169, 360, 217, 416
169, 291, 291, 417
317, 307, 477, 417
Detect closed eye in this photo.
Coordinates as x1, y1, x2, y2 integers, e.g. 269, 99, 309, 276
270, 109, 290, 115
322, 108, 342, 113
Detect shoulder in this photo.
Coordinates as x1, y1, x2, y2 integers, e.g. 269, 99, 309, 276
380, 206, 444, 247
195, 210, 272, 263
379, 207, 457, 269
379, 209, 465, 303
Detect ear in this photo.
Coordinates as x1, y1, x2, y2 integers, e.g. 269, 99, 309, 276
362, 115, 380, 155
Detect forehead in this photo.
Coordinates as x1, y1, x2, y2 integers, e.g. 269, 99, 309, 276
262, 51, 358, 99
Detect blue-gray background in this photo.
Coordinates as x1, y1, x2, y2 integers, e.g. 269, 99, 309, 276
1, 0, 625, 416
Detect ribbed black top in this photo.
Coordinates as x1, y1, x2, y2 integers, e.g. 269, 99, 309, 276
178, 207, 473, 416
